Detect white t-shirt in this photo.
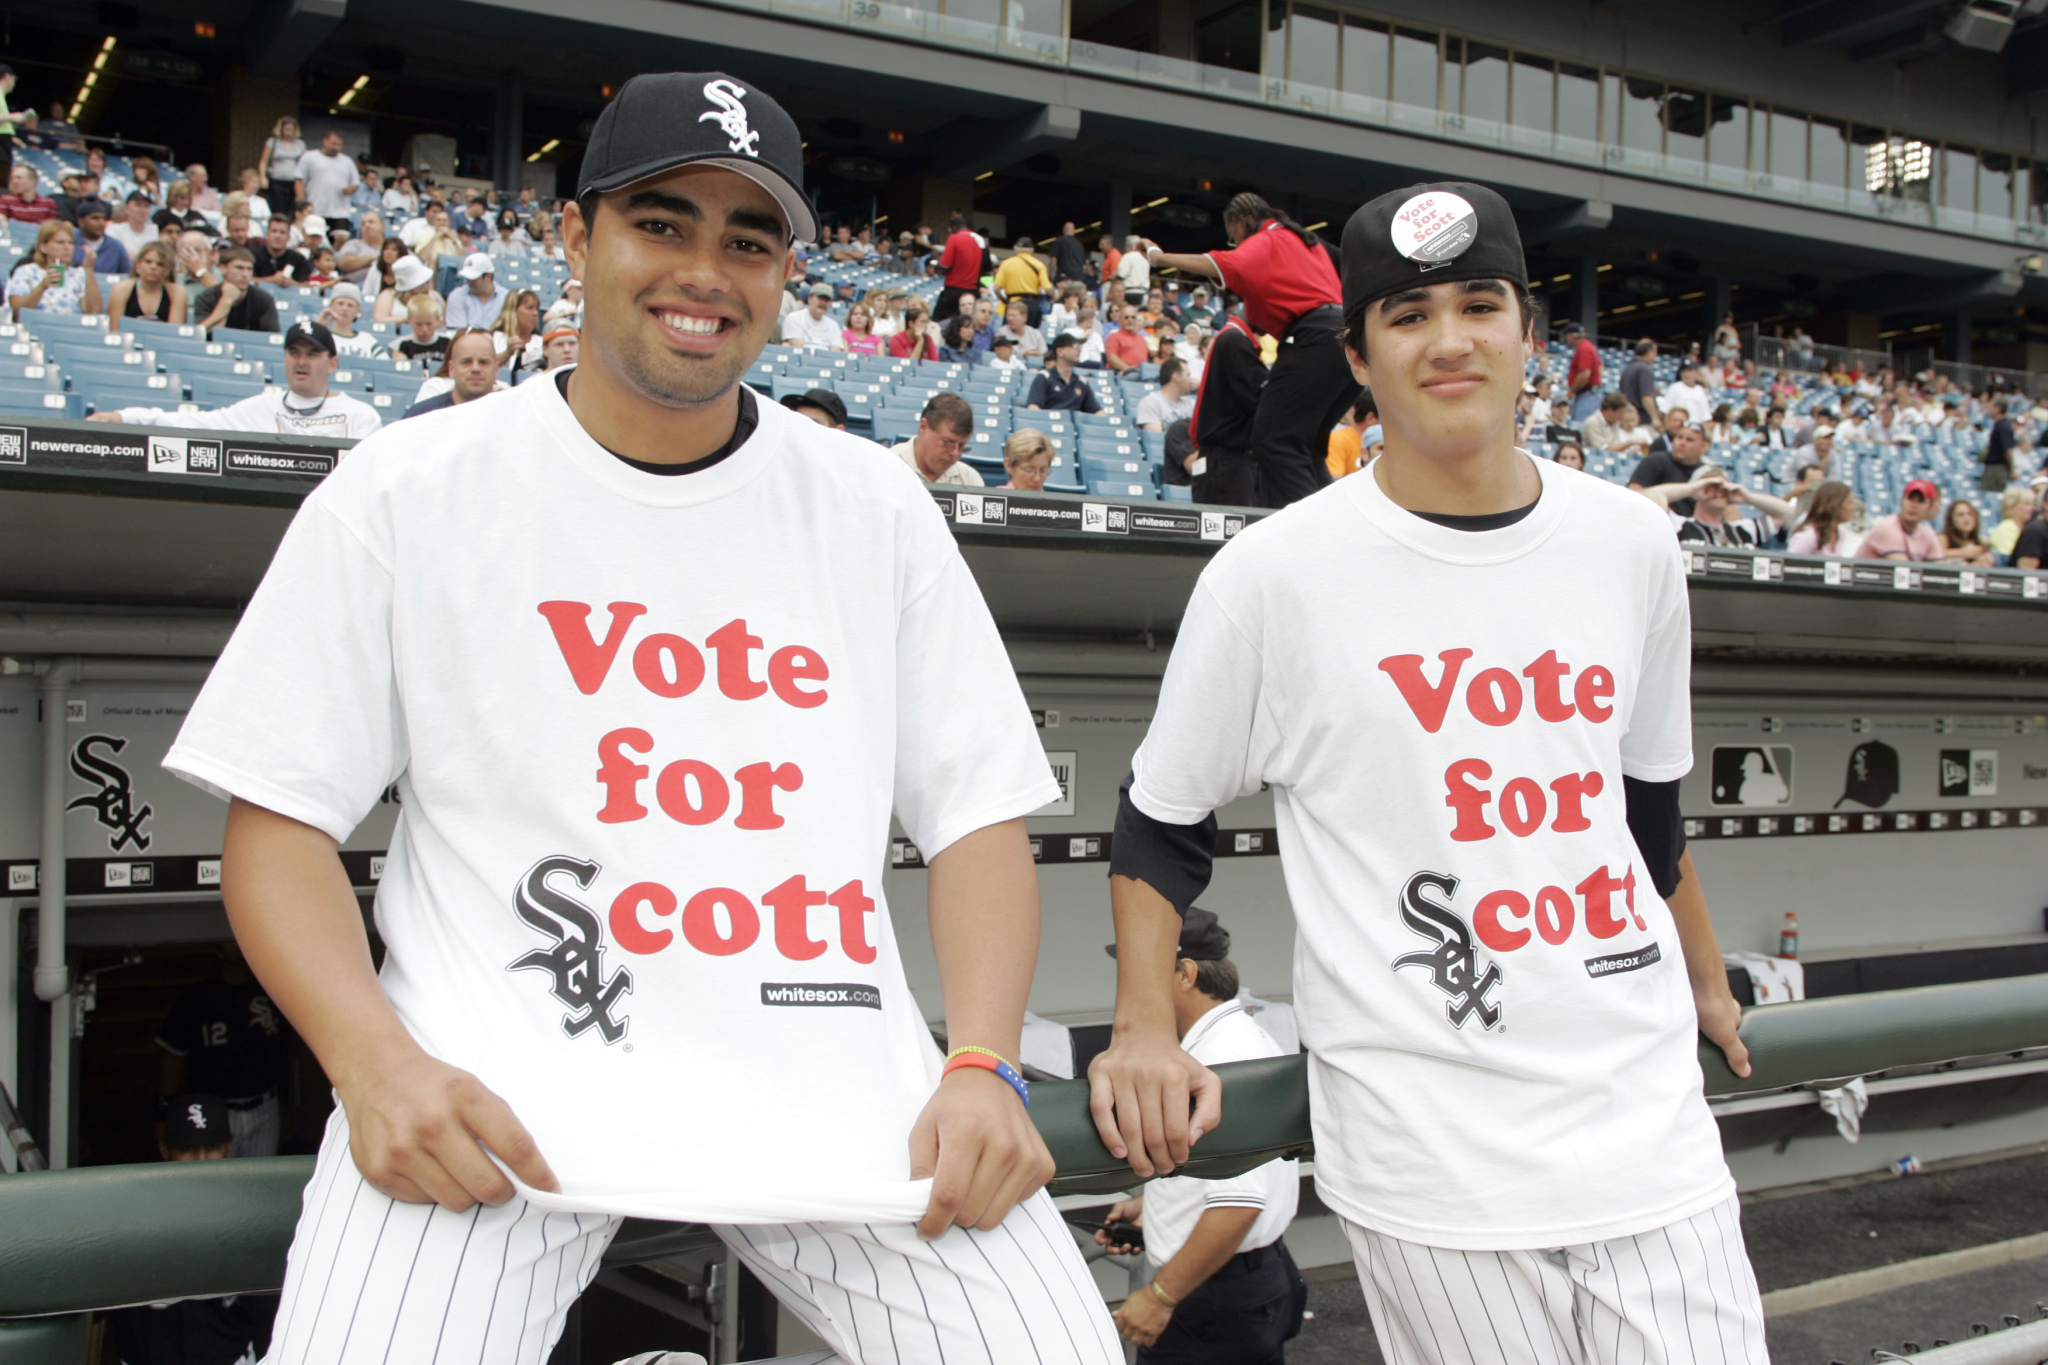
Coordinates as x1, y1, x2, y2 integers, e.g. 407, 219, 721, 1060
295, 149, 361, 218
163, 381, 1055, 1225
893, 440, 984, 486
106, 219, 157, 260
1136, 390, 1195, 431
1128, 456, 1727, 1251
781, 308, 845, 349
1663, 381, 1713, 425
119, 386, 383, 440
1141, 999, 1299, 1268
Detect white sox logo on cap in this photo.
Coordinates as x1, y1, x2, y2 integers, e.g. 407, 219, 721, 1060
186, 1102, 206, 1129
699, 78, 760, 157
1390, 190, 1478, 271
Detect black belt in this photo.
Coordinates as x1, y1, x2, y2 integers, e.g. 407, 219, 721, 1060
1211, 1242, 1282, 1277
1279, 303, 1344, 341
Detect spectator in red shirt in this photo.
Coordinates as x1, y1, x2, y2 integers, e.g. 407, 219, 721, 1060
1139, 191, 1355, 507
1103, 303, 1151, 373
1098, 234, 1121, 303
931, 213, 981, 321
886, 301, 941, 360
1563, 321, 1602, 424
0, 165, 59, 225
1856, 479, 1946, 561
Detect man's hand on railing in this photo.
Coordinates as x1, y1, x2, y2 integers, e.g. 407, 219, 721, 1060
1696, 986, 1751, 1081
1086, 1026, 1221, 1179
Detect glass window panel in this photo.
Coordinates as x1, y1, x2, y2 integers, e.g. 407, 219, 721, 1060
1557, 62, 1597, 146
1342, 18, 1389, 100
1265, 0, 1287, 81
1600, 72, 1621, 148
1708, 95, 1748, 169
1979, 151, 2014, 221
1941, 145, 1977, 211
1621, 76, 1662, 154
1440, 36, 1461, 116
2024, 162, 2042, 227
1289, 3, 1338, 89
1390, 26, 1439, 112
1462, 41, 1508, 123
1767, 109, 1807, 182
1810, 116, 1848, 189
1664, 86, 1707, 165
1512, 53, 1554, 134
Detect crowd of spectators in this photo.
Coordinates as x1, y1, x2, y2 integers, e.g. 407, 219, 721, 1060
1, 127, 578, 425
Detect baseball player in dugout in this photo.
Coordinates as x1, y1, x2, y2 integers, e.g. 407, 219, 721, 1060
1093, 908, 1306, 1365
165, 72, 1122, 1364
1090, 183, 1771, 1362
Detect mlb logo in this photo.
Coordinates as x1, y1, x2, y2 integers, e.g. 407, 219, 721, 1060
1939, 748, 1997, 798
0, 425, 24, 465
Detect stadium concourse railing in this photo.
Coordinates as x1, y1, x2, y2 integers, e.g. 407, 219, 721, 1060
3, 976, 2048, 1361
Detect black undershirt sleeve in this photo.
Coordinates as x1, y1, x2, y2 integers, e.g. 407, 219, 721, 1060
1108, 770, 1214, 917
1624, 776, 1687, 899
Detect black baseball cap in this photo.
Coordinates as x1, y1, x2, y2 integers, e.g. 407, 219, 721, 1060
284, 317, 337, 355
163, 1093, 230, 1149
781, 387, 847, 426
1050, 332, 1082, 353
577, 72, 817, 244
1340, 181, 1528, 323
1104, 906, 1231, 962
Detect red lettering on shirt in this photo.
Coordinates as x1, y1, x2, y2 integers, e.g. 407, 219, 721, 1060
1521, 650, 1576, 722
1574, 666, 1615, 722
768, 646, 830, 708
1380, 649, 1474, 733
706, 619, 767, 700
683, 887, 760, 956
1444, 759, 1495, 841
539, 601, 647, 694
1547, 771, 1604, 833
734, 761, 804, 830
655, 759, 730, 826
596, 728, 653, 823
764, 874, 829, 960
633, 634, 707, 699
830, 879, 878, 965
611, 882, 677, 954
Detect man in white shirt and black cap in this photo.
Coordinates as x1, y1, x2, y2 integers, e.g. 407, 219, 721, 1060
1090, 181, 1767, 1359
158, 69, 1119, 1365
1094, 906, 1303, 1364
89, 317, 382, 439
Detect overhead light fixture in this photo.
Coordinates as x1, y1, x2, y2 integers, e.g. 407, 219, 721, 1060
975, 171, 993, 181
526, 137, 561, 163
1304, 221, 1327, 232
337, 73, 371, 107
73, 37, 115, 118
194, 20, 216, 36
887, 130, 905, 143
1143, 196, 1169, 208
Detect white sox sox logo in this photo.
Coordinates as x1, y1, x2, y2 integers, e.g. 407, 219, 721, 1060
1393, 870, 1503, 1030
699, 79, 760, 157
508, 855, 633, 1043
68, 734, 153, 853
186, 1102, 206, 1129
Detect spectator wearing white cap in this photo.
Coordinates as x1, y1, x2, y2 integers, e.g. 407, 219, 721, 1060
375, 253, 441, 325
543, 278, 583, 328
318, 283, 384, 358
444, 252, 507, 331
1791, 424, 1835, 489
780, 282, 846, 349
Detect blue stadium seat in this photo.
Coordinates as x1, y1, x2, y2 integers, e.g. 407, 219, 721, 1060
0, 360, 57, 385
0, 385, 82, 419
1087, 480, 1153, 499
214, 327, 285, 352
1161, 483, 1194, 503
187, 376, 268, 408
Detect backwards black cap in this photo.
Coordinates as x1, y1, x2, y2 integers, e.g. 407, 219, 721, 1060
1340, 181, 1528, 323
578, 72, 817, 244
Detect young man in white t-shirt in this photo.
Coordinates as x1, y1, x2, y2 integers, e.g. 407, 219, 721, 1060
1089, 182, 1767, 1358
164, 72, 1120, 1365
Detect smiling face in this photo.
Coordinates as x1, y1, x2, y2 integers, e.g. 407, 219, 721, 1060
1348, 278, 1532, 461
563, 164, 791, 411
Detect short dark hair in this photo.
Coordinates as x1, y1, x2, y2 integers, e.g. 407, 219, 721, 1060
216, 245, 254, 267
1157, 357, 1184, 385
1189, 956, 1240, 1003
1634, 338, 1656, 356
922, 390, 974, 436
1352, 389, 1377, 423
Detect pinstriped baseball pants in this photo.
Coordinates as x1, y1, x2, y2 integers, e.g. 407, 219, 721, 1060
1343, 1196, 1769, 1365
262, 1106, 1123, 1365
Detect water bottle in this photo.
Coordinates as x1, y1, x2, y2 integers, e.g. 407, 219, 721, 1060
1777, 912, 1800, 959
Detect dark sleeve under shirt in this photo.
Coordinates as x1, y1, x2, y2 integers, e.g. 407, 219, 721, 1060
1108, 494, 1690, 909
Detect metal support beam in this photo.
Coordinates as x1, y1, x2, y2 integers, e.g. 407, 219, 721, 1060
1850, 267, 2024, 315
492, 72, 524, 193
1781, 0, 1943, 48
1701, 276, 1732, 347
243, 0, 348, 81
1519, 199, 1613, 247
1571, 255, 1600, 338
929, 104, 1081, 183
1107, 180, 1131, 246
1948, 311, 1973, 364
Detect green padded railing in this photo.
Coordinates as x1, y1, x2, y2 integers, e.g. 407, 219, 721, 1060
4, 974, 2047, 1325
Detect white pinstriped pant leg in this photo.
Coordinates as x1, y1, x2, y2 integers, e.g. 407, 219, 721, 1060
263, 1105, 620, 1365
1343, 1195, 1769, 1365
713, 1191, 1125, 1365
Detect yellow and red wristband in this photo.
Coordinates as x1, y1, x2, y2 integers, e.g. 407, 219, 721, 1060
943, 1046, 1031, 1108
